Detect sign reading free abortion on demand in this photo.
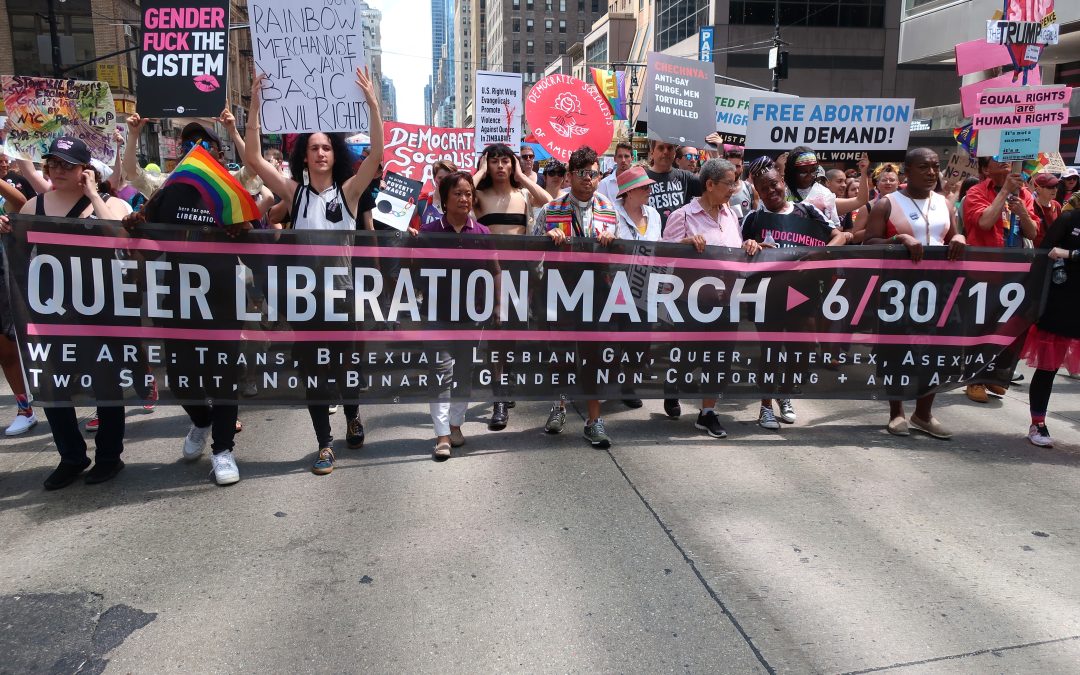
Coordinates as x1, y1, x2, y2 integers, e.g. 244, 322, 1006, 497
745, 97, 915, 161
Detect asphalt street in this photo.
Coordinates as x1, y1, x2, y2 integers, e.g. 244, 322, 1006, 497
2, 365, 1079, 673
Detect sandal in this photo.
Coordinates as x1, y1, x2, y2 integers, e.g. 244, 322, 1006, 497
433, 442, 452, 460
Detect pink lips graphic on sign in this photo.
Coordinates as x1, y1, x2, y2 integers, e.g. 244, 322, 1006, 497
193, 75, 220, 93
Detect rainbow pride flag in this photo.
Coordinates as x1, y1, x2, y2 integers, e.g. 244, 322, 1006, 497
591, 68, 626, 120
161, 145, 260, 225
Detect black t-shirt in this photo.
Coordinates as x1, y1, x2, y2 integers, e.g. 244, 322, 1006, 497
145, 183, 216, 227
741, 203, 833, 248
4, 171, 36, 200
1038, 210, 1080, 338
645, 167, 702, 231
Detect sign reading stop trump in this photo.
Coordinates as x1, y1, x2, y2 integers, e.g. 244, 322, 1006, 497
525, 75, 614, 162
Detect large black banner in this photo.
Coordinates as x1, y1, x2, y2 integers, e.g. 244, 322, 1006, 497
4, 216, 1049, 405
137, 0, 230, 117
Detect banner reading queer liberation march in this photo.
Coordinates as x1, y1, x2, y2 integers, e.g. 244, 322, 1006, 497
1, 77, 117, 164
382, 122, 476, 191
137, 0, 230, 117
475, 71, 523, 153
248, 0, 369, 133
714, 84, 795, 146
643, 53, 714, 146
5, 216, 1048, 406
745, 97, 915, 162
525, 74, 614, 162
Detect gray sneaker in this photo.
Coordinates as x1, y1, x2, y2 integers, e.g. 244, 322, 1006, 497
758, 406, 780, 430
583, 418, 611, 448
545, 405, 566, 434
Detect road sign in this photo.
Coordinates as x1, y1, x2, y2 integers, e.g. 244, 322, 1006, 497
699, 27, 714, 63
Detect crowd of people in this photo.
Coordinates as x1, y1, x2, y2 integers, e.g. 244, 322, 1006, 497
1, 66, 1078, 490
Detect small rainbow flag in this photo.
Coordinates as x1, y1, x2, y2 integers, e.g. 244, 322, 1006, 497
591, 68, 626, 120
161, 145, 260, 226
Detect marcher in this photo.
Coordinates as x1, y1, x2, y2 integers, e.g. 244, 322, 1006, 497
536, 146, 618, 448
1057, 167, 1078, 204
961, 156, 1038, 403
417, 159, 457, 228
742, 156, 850, 430
244, 67, 383, 475
541, 160, 569, 199
1021, 209, 1080, 447
662, 159, 745, 439
725, 148, 755, 220
863, 148, 967, 440
1032, 173, 1062, 246
597, 142, 635, 202
2, 137, 130, 489
783, 147, 840, 226
472, 143, 550, 430
675, 147, 700, 173
519, 146, 539, 183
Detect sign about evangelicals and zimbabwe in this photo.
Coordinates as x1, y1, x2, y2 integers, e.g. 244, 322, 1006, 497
713, 84, 795, 146
382, 122, 476, 192
137, 0, 229, 117
745, 97, 915, 162
248, 0, 369, 133
525, 74, 614, 162
643, 53, 715, 146
4, 217, 1047, 405
475, 71, 523, 153
1, 77, 117, 164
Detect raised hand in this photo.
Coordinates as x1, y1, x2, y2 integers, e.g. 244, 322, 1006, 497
127, 113, 148, 132
218, 106, 236, 130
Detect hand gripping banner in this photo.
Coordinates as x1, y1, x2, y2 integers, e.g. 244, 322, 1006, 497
3, 216, 1049, 406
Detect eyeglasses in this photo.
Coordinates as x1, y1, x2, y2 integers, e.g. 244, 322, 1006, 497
45, 158, 80, 171
574, 170, 600, 179
182, 139, 213, 153
714, 179, 737, 188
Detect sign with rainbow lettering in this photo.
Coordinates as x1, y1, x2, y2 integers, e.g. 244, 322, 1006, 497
1, 76, 117, 164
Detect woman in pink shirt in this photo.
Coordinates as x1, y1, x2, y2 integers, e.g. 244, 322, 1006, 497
661, 158, 742, 439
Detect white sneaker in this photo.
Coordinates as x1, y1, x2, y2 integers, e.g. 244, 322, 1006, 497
5, 413, 37, 436
1028, 424, 1053, 448
182, 424, 211, 460
328, 404, 339, 414
778, 399, 796, 424
758, 406, 780, 430
210, 450, 240, 485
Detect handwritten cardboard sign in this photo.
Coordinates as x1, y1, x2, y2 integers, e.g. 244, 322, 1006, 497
1, 76, 116, 163
249, 0, 370, 133
137, 0, 229, 117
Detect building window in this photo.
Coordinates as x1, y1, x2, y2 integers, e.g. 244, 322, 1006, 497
546, 0, 552, 10
560, 40, 566, 52
514, 40, 521, 53
513, 0, 520, 7
559, 20, 566, 32
578, 19, 585, 33
546, 19, 552, 31
592, 0, 600, 11
513, 18, 520, 32
527, 18, 534, 31
560, 0, 567, 9
578, 0, 584, 10
546, 41, 553, 55
514, 61, 521, 72
527, 0, 534, 9
729, 0, 886, 28
586, 37, 607, 67
527, 40, 535, 54
656, 0, 710, 51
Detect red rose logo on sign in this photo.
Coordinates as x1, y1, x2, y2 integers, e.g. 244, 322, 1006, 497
526, 74, 614, 161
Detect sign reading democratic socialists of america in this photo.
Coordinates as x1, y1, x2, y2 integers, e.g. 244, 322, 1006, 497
745, 97, 915, 162
248, 0, 370, 134
525, 75, 614, 162
381, 122, 476, 192
137, 0, 230, 117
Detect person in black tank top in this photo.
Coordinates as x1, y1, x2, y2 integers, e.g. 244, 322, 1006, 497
4, 137, 130, 489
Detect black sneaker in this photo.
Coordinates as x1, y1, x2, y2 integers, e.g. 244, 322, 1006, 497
489, 402, 509, 430
346, 418, 365, 449
694, 411, 727, 439
43, 459, 91, 491
663, 398, 682, 419
85, 459, 125, 485
623, 398, 643, 409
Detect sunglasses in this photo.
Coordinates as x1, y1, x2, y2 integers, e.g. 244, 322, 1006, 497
683, 153, 699, 160
520, 154, 534, 160
574, 170, 600, 179
182, 139, 214, 153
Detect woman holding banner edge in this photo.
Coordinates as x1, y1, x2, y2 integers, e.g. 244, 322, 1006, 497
243, 66, 385, 476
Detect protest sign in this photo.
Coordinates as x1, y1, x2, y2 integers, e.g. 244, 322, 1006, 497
642, 53, 714, 146
372, 171, 422, 231
745, 97, 915, 161
248, 0, 369, 134
137, 0, 229, 117
1, 76, 116, 164
944, 151, 979, 182
5, 217, 1047, 405
954, 39, 1012, 76
713, 84, 795, 146
525, 74, 614, 162
475, 71, 523, 152
973, 85, 1068, 159
959, 68, 1042, 117
1044, 152, 1067, 174
382, 122, 476, 191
